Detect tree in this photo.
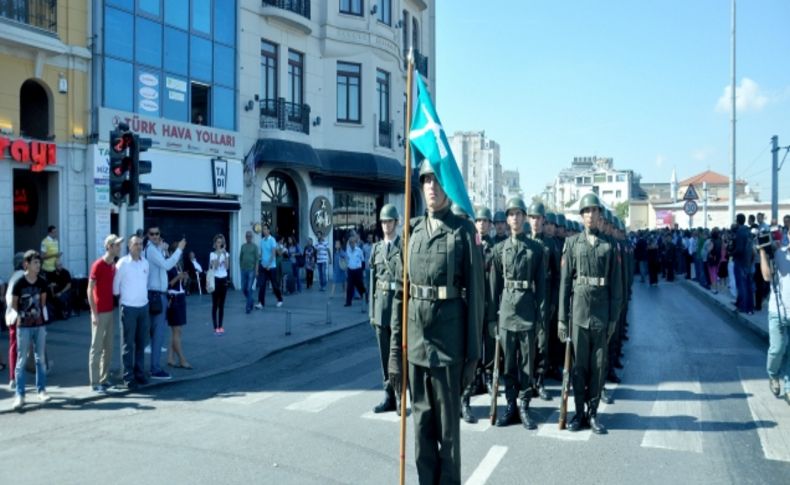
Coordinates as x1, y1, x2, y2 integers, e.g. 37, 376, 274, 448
615, 201, 629, 221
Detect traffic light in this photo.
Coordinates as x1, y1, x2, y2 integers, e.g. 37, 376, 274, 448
109, 129, 133, 206
129, 135, 153, 205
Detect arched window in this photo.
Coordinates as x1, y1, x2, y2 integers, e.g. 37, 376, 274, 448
19, 79, 50, 140
261, 171, 299, 239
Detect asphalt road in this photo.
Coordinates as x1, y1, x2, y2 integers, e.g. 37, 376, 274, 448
2, 280, 789, 485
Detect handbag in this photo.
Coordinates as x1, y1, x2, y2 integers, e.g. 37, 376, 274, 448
148, 290, 163, 315
206, 268, 216, 294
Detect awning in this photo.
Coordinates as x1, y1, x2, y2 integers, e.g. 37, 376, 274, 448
144, 196, 241, 212
311, 149, 408, 192
245, 139, 322, 171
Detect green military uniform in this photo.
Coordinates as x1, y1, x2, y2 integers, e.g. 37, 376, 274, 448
369, 204, 403, 414
558, 193, 623, 434
389, 161, 483, 484
491, 197, 546, 429
544, 212, 564, 379
528, 202, 557, 400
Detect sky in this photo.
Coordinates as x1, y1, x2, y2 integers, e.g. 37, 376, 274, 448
435, 0, 790, 202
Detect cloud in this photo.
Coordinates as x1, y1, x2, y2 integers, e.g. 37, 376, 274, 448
655, 155, 666, 168
715, 78, 768, 113
692, 147, 713, 162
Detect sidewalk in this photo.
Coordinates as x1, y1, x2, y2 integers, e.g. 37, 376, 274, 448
0, 286, 372, 413
681, 278, 769, 340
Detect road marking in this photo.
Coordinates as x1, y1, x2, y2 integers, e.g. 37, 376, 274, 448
738, 366, 790, 463
286, 370, 380, 413
641, 380, 704, 453
537, 383, 617, 441
218, 348, 377, 405
465, 445, 508, 485
361, 394, 493, 431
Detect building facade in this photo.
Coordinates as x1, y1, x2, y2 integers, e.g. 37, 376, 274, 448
0, 1, 92, 276
549, 156, 634, 211
448, 130, 504, 212
238, 0, 435, 247
502, 169, 522, 201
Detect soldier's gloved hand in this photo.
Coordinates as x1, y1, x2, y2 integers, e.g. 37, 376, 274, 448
558, 321, 568, 342
461, 359, 477, 390
388, 351, 403, 394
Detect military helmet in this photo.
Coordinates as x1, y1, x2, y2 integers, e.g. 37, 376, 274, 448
505, 197, 527, 215
578, 192, 602, 214
474, 206, 493, 222
418, 159, 435, 182
527, 201, 546, 217
604, 208, 613, 224
451, 203, 468, 218
493, 211, 507, 224
379, 204, 399, 221
545, 212, 557, 226
556, 213, 567, 228
566, 219, 575, 231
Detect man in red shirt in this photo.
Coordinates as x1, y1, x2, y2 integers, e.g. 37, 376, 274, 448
87, 234, 122, 393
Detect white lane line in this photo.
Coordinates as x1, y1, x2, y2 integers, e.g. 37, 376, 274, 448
738, 366, 790, 463
218, 348, 377, 405
465, 445, 508, 485
641, 380, 704, 453
361, 410, 406, 423
286, 370, 380, 413
537, 383, 618, 441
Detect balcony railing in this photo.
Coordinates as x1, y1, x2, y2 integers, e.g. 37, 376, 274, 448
378, 120, 392, 148
404, 49, 429, 78
262, 0, 311, 20
0, 0, 57, 33
260, 97, 310, 135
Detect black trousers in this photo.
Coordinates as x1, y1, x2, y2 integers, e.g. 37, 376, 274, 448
257, 265, 283, 305
373, 324, 394, 395
211, 277, 227, 329
345, 268, 366, 305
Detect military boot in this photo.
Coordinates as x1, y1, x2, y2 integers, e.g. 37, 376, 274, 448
601, 387, 614, 405
566, 413, 584, 432
614, 359, 624, 369
373, 390, 396, 413
496, 400, 520, 427
589, 408, 607, 435
461, 395, 477, 423
518, 400, 537, 430
395, 394, 402, 416
606, 370, 621, 384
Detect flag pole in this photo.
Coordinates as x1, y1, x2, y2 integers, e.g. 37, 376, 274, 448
398, 49, 415, 485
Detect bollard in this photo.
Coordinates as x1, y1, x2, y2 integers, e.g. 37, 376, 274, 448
326, 300, 332, 325
285, 311, 292, 336
360, 295, 366, 313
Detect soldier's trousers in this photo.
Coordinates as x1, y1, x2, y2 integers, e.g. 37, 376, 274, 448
409, 363, 462, 485
534, 320, 548, 387
500, 328, 535, 402
547, 311, 563, 373
373, 324, 394, 395
572, 325, 606, 413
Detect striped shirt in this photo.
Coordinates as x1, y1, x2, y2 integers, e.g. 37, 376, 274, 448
315, 240, 330, 264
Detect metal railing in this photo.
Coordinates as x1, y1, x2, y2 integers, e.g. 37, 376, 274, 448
259, 97, 310, 135
0, 0, 57, 33
262, 0, 311, 20
378, 120, 392, 148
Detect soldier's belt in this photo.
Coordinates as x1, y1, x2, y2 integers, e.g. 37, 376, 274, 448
376, 281, 401, 291
504, 279, 535, 291
410, 284, 465, 300
575, 276, 607, 287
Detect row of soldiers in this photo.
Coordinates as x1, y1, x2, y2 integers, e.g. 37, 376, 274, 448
366, 161, 634, 484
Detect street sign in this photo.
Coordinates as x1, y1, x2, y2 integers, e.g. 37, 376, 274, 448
683, 184, 699, 201
684, 200, 698, 216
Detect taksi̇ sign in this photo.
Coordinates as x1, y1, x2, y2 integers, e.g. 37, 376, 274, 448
0, 136, 57, 171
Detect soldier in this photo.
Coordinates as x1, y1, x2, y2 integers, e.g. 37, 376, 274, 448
558, 193, 623, 434
369, 204, 403, 415
528, 201, 558, 400
544, 212, 564, 380
556, 214, 567, 240
491, 197, 546, 429
389, 160, 483, 484
493, 211, 508, 243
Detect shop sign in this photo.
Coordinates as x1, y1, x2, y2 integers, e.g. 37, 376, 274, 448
212, 158, 228, 195
0, 136, 57, 172
310, 196, 333, 235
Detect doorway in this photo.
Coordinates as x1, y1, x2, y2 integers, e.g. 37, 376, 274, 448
261, 171, 299, 240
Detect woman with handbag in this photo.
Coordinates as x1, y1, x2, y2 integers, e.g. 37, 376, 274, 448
209, 234, 230, 336
166, 259, 191, 369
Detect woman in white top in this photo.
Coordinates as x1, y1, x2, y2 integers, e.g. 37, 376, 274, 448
209, 234, 230, 335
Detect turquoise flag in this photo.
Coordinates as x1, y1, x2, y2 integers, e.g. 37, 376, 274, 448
409, 75, 474, 218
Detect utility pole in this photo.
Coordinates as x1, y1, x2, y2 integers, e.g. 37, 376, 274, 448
772, 135, 779, 223
728, 0, 737, 224
703, 181, 709, 229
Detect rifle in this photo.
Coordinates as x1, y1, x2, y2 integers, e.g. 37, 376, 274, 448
489, 327, 501, 425
559, 296, 573, 430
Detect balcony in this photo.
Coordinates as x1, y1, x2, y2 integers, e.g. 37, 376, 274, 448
378, 120, 392, 149
1, 0, 57, 34
261, 0, 312, 34
260, 98, 310, 135
404, 49, 429, 78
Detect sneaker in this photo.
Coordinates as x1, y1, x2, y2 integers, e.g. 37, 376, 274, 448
12, 395, 24, 410
144, 345, 152, 354
150, 370, 172, 380
38, 391, 51, 403
255, 303, 263, 310
214, 329, 222, 336
218, 327, 225, 334
8, 380, 14, 391
276, 301, 283, 308
770, 378, 782, 397
92, 385, 107, 395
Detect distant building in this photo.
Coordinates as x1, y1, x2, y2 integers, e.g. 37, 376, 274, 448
502, 169, 522, 200
548, 156, 635, 211
448, 131, 504, 211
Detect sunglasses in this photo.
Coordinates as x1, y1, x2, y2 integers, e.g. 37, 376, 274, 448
149, 232, 160, 236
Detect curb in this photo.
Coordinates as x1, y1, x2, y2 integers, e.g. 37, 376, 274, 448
680, 279, 769, 342
1, 316, 370, 415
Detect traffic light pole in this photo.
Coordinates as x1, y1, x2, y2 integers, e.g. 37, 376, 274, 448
772, 135, 790, 224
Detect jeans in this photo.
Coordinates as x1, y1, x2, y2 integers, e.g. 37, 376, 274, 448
638, 261, 647, 283
149, 292, 168, 373
292, 263, 302, 292
317, 262, 328, 290
15, 326, 47, 396
121, 304, 150, 383
241, 269, 256, 312
735, 264, 754, 313
345, 268, 366, 305
767, 311, 790, 394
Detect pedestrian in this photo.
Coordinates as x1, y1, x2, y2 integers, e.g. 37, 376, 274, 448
759, 235, 790, 404
362, 233, 374, 298
303, 237, 316, 289
527, 201, 555, 402
705, 229, 722, 293
144, 227, 185, 380
388, 160, 483, 483
733, 214, 755, 314
344, 235, 366, 307
49, 261, 73, 319
166, 256, 191, 368
185, 251, 204, 295
209, 234, 230, 335
634, 233, 648, 283
40, 225, 60, 283
647, 235, 660, 286
315, 232, 330, 291
256, 224, 283, 308
87, 235, 122, 394
369, 204, 403, 414
5, 252, 24, 389
332, 239, 347, 298
286, 236, 303, 293
114, 236, 151, 388
239, 230, 259, 314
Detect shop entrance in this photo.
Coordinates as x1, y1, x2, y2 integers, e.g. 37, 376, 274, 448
261, 171, 298, 240
13, 169, 57, 255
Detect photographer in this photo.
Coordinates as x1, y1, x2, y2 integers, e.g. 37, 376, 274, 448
758, 231, 790, 404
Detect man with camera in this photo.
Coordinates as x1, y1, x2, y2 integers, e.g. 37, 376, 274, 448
757, 226, 790, 404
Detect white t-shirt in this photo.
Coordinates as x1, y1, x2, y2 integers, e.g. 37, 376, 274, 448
210, 251, 229, 278
113, 255, 150, 307
768, 246, 790, 320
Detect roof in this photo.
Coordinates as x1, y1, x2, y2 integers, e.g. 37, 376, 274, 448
679, 170, 746, 186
